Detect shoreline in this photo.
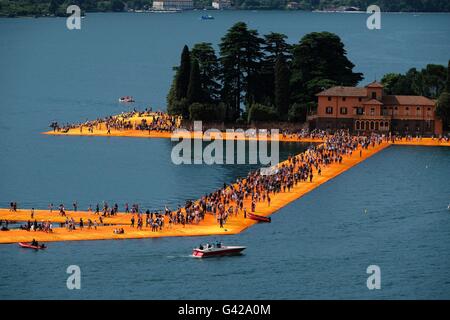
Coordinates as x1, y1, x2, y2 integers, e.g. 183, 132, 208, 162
3, 10, 450, 19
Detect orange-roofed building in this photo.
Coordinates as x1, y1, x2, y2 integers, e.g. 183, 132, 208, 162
309, 81, 443, 136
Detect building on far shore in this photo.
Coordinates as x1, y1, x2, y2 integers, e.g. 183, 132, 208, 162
286, 2, 299, 10
152, 0, 193, 10
308, 81, 443, 136
212, 0, 232, 9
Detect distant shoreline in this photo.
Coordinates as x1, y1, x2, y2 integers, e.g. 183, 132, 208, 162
2, 9, 450, 19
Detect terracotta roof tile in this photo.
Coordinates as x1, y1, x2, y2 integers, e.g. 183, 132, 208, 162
363, 99, 383, 105
316, 86, 367, 97
382, 95, 435, 106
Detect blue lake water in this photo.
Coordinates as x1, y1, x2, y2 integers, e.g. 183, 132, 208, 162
0, 11, 450, 299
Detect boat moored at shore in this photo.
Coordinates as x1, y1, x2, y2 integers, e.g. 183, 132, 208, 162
247, 212, 271, 223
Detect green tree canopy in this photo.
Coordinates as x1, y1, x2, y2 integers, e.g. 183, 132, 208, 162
290, 31, 363, 104
219, 22, 264, 121
436, 60, 450, 132
191, 42, 221, 102
274, 56, 290, 118
187, 59, 203, 104
189, 102, 225, 121
263, 32, 292, 65
382, 64, 447, 99
248, 103, 278, 122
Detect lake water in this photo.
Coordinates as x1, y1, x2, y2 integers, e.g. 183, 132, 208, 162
0, 11, 450, 299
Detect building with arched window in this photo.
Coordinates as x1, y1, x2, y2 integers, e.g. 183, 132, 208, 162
309, 81, 442, 136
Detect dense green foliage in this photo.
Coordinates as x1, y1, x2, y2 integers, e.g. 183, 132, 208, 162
291, 31, 363, 103
167, 23, 362, 123
247, 103, 278, 122
436, 61, 450, 132
381, 64, 447, 99
381, 61, 450, 132
233, 0, 450, 11
191, 43, 221, 102
274, 57, 290, 118
219, 22, 265, 121
0, 0, 151, 17
189, 102, 226, 121
187, 59, 203, 104
288, 102, 313, 122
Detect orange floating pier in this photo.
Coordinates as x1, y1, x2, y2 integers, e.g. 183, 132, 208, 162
3, 112, 447, 244
43, 126, 323, 143
43, 112, 323, 143
0, 141, 391, 244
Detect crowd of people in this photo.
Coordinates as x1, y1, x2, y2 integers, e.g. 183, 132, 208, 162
281, 129, 330, 140
386, 134, 450, 143
188, 130, 383, 229
20, 220, 53, 232
5, 130, 385, 234
50, 109, 181, 134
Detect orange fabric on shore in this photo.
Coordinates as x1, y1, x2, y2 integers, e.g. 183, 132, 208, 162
43, 128, 322, 143
0, 141, 390, 244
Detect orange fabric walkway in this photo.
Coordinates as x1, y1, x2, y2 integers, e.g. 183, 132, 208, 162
0, 141, 390, 244
43, 127, 322, 143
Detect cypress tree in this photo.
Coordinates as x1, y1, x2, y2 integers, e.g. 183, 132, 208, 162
187, 59, 203, 104
175, 45, 191, 100
274, 57, 290, 117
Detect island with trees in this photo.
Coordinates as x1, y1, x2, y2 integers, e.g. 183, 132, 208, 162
166, 21, 450, 132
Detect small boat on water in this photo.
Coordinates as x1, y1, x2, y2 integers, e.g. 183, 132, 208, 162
118, 96, 135, 103
201, 15, 214, 20
192, 242, 246, 258
18, 242, 47, 250
247, 212, 271, 223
